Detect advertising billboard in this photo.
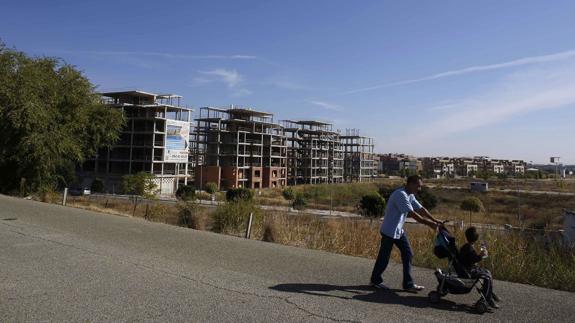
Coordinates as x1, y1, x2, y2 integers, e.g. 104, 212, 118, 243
164, 120, 190, 162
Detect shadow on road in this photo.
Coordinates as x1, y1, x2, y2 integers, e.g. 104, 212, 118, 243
270, 283, 478, 314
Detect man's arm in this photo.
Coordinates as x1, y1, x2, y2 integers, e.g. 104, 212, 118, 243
418, 207, 442, 225
408, 210, 439, 230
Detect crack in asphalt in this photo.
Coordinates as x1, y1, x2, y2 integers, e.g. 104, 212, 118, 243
1, 221, 362, 323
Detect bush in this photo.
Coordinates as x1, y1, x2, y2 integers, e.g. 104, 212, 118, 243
416, 187, 438, 210
177, 201, 198, 228
176, 184, 196, 201
121, 172, 157, 199
212, 200, 261, 234
90, 178, 105, 193
226, 187, 254, 202
377, 186, 396, 201
359, 192, 386, 217
205, 182, 218, 194
292, 193, 307, 210
460, 197, 485, 213
282, 187, 296, 201
461, 197, 485, 223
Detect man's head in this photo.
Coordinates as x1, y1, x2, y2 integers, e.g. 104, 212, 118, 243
465, 226, 479, 243
405, 175, 423, 194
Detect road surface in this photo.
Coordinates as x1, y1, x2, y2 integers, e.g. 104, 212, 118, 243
1, 194, 573, 322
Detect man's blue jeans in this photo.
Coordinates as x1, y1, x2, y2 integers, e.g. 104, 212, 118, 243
370, 232, 414, 289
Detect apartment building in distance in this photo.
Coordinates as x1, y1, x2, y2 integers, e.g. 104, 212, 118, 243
192, 106, 287, 190
79, 90, 193, 195
421, 156, 526, 178
421, 157, 455, 177
282, 120, 344, 185
377, 153, 422, 175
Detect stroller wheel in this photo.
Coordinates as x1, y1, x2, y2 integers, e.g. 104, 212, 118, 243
475, 299, 488, 314
428, 291, 440, 304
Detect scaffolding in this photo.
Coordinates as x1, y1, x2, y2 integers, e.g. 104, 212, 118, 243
340, 129, 376, 182
282, 120, 344, 185
80, 90, 193, 195
192, 106, 287, 190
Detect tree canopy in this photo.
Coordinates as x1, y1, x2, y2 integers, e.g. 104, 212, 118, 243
359, 192, 386, 217
0, 42, 125, 193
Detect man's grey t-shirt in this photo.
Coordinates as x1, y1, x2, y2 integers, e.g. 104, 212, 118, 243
380, 188, 423, 239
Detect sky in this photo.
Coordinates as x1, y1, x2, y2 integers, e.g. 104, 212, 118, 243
2, 0, 575, 164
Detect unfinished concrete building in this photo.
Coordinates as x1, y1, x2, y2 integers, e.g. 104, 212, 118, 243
340, 129, 377, 182
80, 90, 193, 195
192, 107, 287, 190
282, 120, 344, 185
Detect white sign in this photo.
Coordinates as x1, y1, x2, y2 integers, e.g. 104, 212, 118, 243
164, 119, 190, 162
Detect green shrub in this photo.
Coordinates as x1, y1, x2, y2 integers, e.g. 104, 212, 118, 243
378, 186, 396, 201
205, 182, 218, 194
417, 187, 438, 210
292, 193, 307, 210
90, 178, 105, 193
176, 184, 196, 201
359, 192, 386, 217
177, 201, 197, 228
212, 200, 261, 234
226, 187, 254, 202
121, 172, 157, 198
282, 187, 296, 200
460, 197, 484, 213
461, 197, 484, 223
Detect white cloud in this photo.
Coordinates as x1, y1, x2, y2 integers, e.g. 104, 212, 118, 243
335, 49, 575, 96
402, 59, 575, 145
199, 69, 243, 88
307, 100, 342, 111
51, 50, 257, 60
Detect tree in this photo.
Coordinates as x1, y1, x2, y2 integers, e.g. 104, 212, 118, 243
416, 187, 438, 210
0, 42, 125, 193
460, 197, 485, 224
176, 184, 196, 201
205, 182, 218, 194
282, 187, 296, 201
377, 186, 395, 201
359, 192, 386, 217
292, 193, 307, 210
121, 172, 157, 199
226, 187, 253, 202
90, 178, 105, 193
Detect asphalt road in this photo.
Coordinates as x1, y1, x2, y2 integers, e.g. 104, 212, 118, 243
1, 195, 573, 322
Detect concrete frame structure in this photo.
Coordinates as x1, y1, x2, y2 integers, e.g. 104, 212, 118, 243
340, 129, 376, 182
192, 107, 287, 190
282, 120, 344, 185
80, 90, 193, 195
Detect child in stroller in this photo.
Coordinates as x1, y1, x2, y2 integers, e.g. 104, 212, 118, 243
428, 226, 500, 314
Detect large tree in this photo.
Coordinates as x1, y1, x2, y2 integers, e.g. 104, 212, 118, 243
0, 42, 125, 193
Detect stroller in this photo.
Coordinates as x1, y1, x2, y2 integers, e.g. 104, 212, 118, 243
428, 227, 491, 314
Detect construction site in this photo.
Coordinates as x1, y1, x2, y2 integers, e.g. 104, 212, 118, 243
79, 91, 376, 195
282, 120, 344, 185
340, 129, 377, 182
192, 107, 288, 190
80, 90, 194, 195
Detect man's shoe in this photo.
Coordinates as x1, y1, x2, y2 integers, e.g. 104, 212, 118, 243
492, 293, 501, 302
404, 284, 425, 292
370, 282, 389, 290
487, 299, 500, 309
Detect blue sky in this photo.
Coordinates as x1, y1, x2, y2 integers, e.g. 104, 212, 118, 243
2, 0, 575, 163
